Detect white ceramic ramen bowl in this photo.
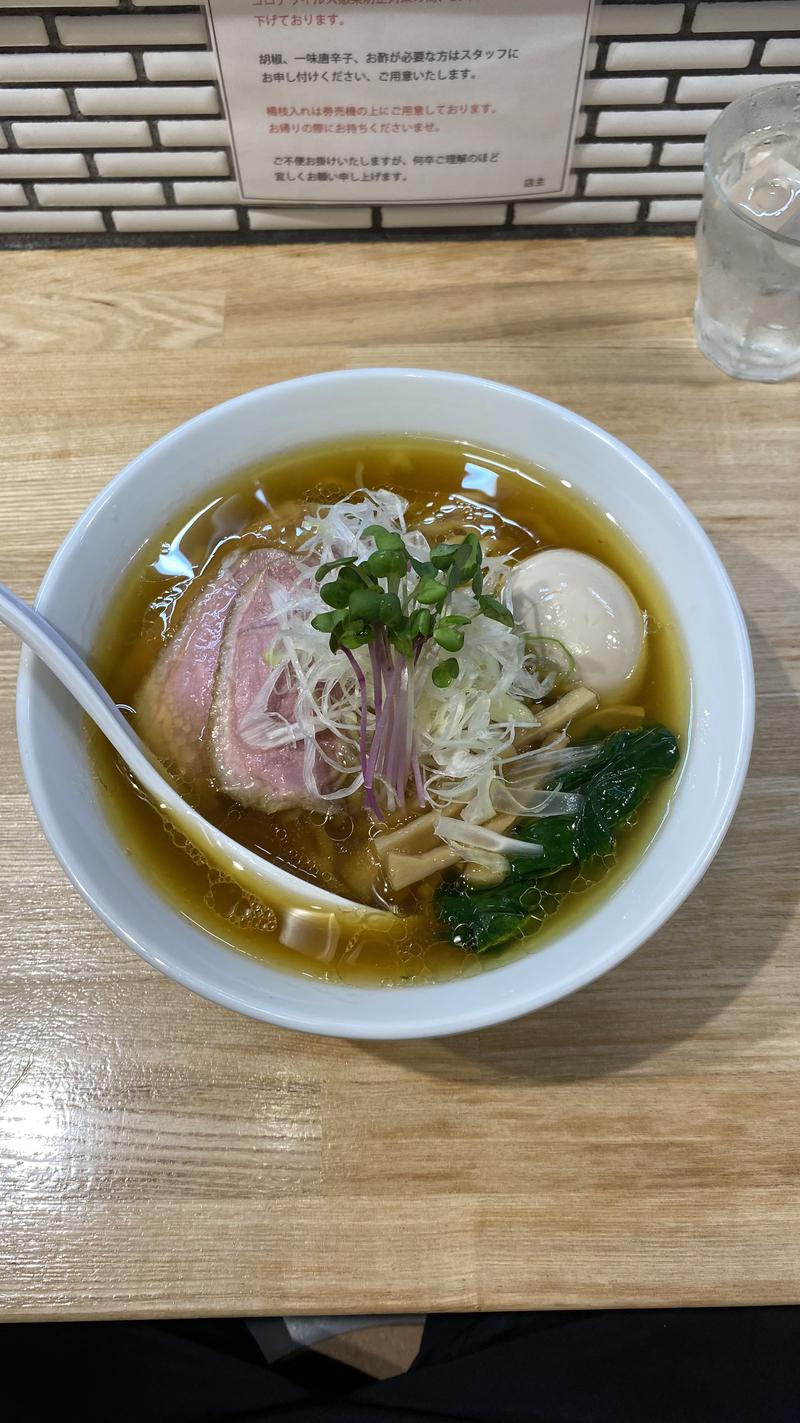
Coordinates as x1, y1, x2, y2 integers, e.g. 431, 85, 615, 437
16, 370, 754, 1039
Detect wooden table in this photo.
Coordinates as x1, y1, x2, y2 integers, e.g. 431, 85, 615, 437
1, 237, 798, 1320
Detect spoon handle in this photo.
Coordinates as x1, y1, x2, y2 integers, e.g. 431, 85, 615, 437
0, 584, 129, 731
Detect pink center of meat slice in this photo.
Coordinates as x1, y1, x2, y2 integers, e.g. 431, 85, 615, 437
135, 544, 329, 818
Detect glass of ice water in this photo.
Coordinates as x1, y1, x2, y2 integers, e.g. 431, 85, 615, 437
695, 81, 800, 382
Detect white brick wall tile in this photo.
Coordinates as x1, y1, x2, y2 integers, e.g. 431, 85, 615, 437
248, 206, 373, 231
157, 119, 230, 147
76, 85, 219, 117
382, 202, 506, 228
14, 119, 151, 150
573, 141, 653, 168
677, 72, 800, 103
57, 15, 208, 47
586, 169, 704, 196
0, 185, 26, 208
661, 141, 706, 166
10, 1, 118, 7
113, 207, 238, 233
586, 42, 599, 71
0, 152, 89, 179
593, 4, 685, 35
0, 52, 135, 84
0, 209, 105, 234
96, 149, 229, 178
582, 76, 669, 104
0, 4, 786, 241
597, 107, 721, 137
0, 18, 49, 47
763, 39, 800, 67
143, 52, 218, 83
0, 88, 70, 117
513, 199, 639, 226
694, 3, 800, 32
36, 180, 165, 207
607, 39, 753, 70
174, 179, 240, 204
648, 199, 702, 221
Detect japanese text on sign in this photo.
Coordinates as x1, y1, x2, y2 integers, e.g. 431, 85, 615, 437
206, 0, 593, 203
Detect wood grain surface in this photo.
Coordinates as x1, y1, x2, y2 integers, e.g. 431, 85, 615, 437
0, 237, 798, 1320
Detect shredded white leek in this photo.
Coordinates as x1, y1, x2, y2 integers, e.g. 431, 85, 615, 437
414, 585, 554, 821
489, 783, 585, 817
232, 489, 573, 816
435, 815, 544, 867
503, 739, 600, 788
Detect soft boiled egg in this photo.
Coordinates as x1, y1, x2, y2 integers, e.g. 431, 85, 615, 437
510, 548, 646, 701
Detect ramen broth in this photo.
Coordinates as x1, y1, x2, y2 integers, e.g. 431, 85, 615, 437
90, 437, 688, 986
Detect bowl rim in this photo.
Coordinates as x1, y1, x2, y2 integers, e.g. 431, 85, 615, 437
16, 368, 755, 1038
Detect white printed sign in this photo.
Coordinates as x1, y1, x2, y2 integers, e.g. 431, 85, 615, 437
205, 0, 593, 204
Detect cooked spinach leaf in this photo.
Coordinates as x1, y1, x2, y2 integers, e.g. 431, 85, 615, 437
435, 725, 679, 953
558, 725, 680, 862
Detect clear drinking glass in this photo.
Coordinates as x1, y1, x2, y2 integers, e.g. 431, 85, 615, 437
695, 81, 800, 381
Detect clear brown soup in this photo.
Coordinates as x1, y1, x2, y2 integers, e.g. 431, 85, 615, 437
90, 437, 688, 987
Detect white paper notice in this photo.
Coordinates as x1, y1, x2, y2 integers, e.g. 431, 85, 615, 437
206, 0, 593, 204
